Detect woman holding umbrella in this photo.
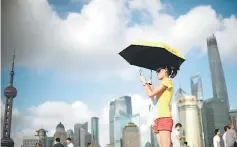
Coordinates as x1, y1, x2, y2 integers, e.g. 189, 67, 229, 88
119, 40, 185, 147
140, 66, 176, 147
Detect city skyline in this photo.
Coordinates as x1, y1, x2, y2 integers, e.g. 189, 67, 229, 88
1, 0, 237, 147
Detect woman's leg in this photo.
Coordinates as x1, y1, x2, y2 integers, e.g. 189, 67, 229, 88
159, 130, 171, 147
156, 133, 161, 147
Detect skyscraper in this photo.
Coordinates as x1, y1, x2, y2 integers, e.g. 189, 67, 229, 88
207, 34, 230, 110
202, 98, 229, 147
150, 126, 158, 147
91, 117, 99, 144
1, 52, 17, 147
203, 34, 230, 147
190, 74, 203, 100
122, 122, 140, 147
190, 74, 205, 146
109, 96, 139, 147
74, 122, 88, 147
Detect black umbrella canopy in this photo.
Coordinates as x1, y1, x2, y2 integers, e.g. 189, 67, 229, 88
119, 41, 185, 71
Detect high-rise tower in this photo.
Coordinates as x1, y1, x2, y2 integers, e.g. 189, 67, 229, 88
1, 51, 17, 147
190, 74, 203, 100
91, 117, 99, 145
207, 34, 229, 110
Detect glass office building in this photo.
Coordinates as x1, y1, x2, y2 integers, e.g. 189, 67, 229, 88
109, 96, 140, 147
207, 35, 230, 110
91, 117, 99, 143
202, 98, 229, 147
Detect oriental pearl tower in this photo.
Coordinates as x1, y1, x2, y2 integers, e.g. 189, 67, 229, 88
1, 51, 17, 147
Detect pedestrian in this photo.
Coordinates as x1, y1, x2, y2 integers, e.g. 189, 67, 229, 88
226, 123, 237, 147
171, 123, 185, 147
53, 138, 64, 147
140, 66, 177, 147
213, 128, 221, 147
88, 143, 92, 147
66, 138, 74, 147
184, 142, 189, 147
35, 143, 39, 147
223, 125, 228, 147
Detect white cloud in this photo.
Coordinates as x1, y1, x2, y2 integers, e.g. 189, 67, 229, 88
2, 94, 178, 147
2, 0, 237, 81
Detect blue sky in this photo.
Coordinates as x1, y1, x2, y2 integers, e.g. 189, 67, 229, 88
1, 0, 237, 117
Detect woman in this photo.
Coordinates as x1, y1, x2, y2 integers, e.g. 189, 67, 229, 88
35, 143, 39, 147
140, 66, 177, 147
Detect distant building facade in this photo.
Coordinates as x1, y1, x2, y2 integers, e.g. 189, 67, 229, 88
176, 88, 203, 147
46, 137, 54, 147
54, 122, 67, 146
36, 129, 47, 147
66, 129, 74, 142
229, 109, 237, 131
150, 125, 158, 147
202, 98, 229, 147
91, 117, 99, 144
22, 136, 39, 147
74, 123, 88, 147
145, 142, 151, 147
109, 96, 140, 147
122, 122, 140, 147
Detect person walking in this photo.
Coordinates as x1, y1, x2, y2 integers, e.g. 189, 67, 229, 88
53, 138, 64, 147
140, 66, 177, 147
213, 129, 221, 147
171, 123, 185, 147
66, 138, 74, 147
226, 123, 237, 147
223, 126, 228, 147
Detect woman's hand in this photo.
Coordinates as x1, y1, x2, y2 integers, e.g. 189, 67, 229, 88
147, 78, 152, 85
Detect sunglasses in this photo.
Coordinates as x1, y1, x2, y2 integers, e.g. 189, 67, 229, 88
156, 68, 164, 73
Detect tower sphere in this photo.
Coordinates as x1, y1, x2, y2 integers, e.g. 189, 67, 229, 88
4, 86, 17, 98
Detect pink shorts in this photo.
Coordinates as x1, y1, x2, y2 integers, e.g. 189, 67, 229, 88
152, 117, 173, 133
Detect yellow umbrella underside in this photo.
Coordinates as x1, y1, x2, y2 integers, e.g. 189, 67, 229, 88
132, 40, 185, 60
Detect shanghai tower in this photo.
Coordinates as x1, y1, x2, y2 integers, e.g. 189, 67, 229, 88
207, 34, 229, 110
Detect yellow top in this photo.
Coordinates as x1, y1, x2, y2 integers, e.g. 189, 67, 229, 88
157, 77, 174, 118
132, 40, 185, 60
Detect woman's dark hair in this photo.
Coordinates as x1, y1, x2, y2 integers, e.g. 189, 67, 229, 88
214, 129, 219, 135
67, 138, 71, 141
158, 66, 177, 78
35, 143, 39, 147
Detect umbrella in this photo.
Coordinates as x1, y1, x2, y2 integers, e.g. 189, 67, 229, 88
119, 40, 185, 71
